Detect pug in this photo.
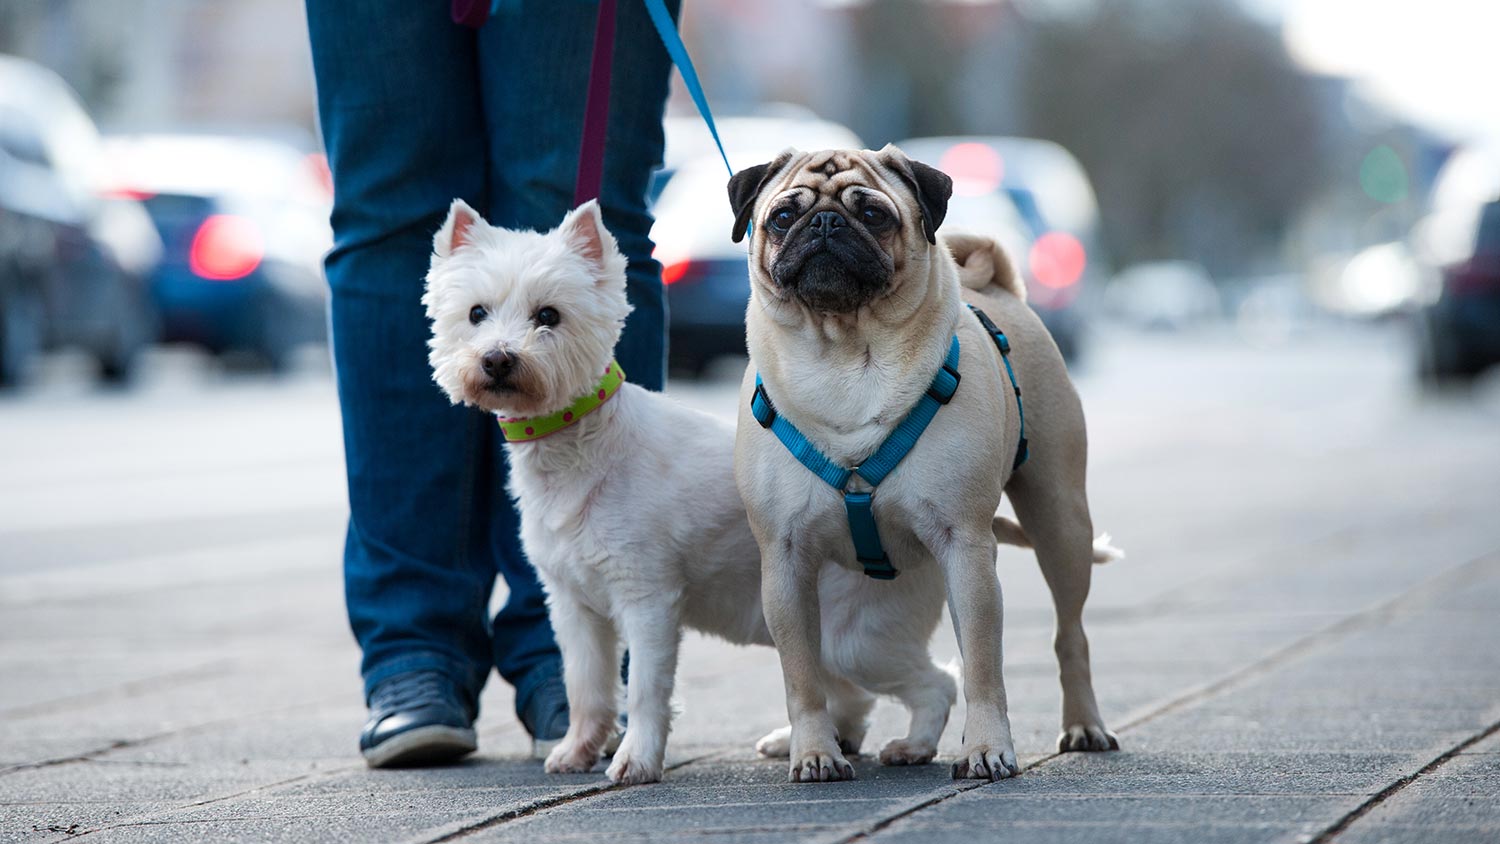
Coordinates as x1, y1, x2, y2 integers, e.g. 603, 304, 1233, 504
729, 146, 1121, 783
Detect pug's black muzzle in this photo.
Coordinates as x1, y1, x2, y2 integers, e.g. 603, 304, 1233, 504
769, 210, 893, 312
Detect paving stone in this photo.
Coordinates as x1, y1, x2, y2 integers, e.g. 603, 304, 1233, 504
52, 810, 511, 844
0, 759, 319, 806
0, 801, 178, 843
875, 819, 1327, 844
1337, 824, 1500, 844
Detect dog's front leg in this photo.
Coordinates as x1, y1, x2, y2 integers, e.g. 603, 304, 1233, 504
606, 601, 682, 785
543, 592, 618, 775
941, 533, 1021, 781
763, 547, 854, 782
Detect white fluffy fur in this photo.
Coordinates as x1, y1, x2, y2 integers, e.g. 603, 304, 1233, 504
424, 200, 958, 784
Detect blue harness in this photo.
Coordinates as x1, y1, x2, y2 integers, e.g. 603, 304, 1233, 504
750, 306, 1028, 580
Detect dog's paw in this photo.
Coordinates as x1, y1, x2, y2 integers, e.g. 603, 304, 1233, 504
543, 739, 600, 774
878, 738, 937, 766
755, 726, 792, 758
605, 747, 663, 785
789, 747, 856, 783
950, 742, 1020, 781
1057, 723, 1119, 753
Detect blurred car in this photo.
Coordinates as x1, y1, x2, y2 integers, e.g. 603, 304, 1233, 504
1105, 261, 1222, 330
1418, 200, 1500, 380
101, 134, 332, 370
0, 55, 161, 387
896, 136, 1109, 361
651, 113, 864, 374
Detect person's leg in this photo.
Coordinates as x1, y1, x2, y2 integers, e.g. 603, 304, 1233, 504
475, 0, 677, 715
307, 0, 527, 738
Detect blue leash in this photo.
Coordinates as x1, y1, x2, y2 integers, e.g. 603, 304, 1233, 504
751, 308, 1029, 581
455, 1, 735, 183
641, 0, 735, 181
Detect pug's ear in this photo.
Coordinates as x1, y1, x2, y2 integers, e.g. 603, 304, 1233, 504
435, 198, 482, 258
878, 144, 952, 244
728, 150, 794, 244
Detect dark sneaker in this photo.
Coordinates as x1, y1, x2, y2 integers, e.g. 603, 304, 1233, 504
360, 670, 477, 768
517, 670, 570, 760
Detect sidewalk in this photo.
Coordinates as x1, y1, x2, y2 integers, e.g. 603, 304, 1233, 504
3, 328, 1499, 843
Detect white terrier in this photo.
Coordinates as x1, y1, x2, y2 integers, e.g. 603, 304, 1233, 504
424, 199, 963, 784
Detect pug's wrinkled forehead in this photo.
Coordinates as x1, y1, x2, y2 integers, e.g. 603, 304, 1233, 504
780, 150, 890, 196
728, 146, 952, 245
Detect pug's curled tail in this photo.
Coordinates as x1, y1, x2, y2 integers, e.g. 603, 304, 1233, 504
991, 516, 1124, 564
945, 232, 1027, 303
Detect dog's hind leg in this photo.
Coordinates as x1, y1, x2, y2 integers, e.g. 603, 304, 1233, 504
754, 725, 792, 758
1007, 475, 1120, 753
826, 674, 876, 756
871, 657, 955, 767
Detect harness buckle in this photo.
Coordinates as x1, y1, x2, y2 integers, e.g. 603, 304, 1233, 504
926, 364, 961, 405
751, 382, 776, 428
857, 554, 900, 580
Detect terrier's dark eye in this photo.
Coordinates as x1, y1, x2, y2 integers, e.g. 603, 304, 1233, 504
861, 206, 890, 228
468, 305, 487, 325
770, 208, 796, 232
534, 306, 561, 327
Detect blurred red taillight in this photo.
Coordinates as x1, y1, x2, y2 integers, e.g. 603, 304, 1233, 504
1028, 231, 1086, 289
306, 153, 334, 199
938, 143, 1004, 196
99, 186, 157, 201
662, 260, 691, 285
189, 215, 264, 281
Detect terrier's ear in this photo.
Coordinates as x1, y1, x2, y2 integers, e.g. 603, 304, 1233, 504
877, 144, 952, 244
435, 198, 482, 257
728, 150, 795, 244
557, 200, 621, 284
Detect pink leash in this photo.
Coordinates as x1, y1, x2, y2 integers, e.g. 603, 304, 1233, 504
573, 0, 617, 206
452, 0, 617, 207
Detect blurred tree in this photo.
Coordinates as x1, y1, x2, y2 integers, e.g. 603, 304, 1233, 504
1019, 0, 1332, 277
849, 0, 965, 145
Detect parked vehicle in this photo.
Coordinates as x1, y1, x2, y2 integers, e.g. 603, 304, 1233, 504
0, 55, 161, 387
652, 113, 864, 374
1418, 200, 1500, 380
895, 136, 1108, 361
101, 134, 331, 370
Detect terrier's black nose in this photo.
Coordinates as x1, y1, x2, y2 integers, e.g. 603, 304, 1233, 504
810, 210, 846, 237
481, 350, 517, 380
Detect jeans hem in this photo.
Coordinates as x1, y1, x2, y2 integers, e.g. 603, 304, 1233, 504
362, 650, 487, 707
509, 656, 565, 722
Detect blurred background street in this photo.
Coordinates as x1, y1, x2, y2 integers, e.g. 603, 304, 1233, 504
3, 0, 1500, 841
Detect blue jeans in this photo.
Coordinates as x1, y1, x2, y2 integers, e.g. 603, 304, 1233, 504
306, 0, 675, 716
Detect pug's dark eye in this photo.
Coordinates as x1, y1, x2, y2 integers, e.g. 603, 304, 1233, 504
534, 306, 561, 327
861, 206, 890, 228
770, 208, 796, 232
468, 305, 487, 325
